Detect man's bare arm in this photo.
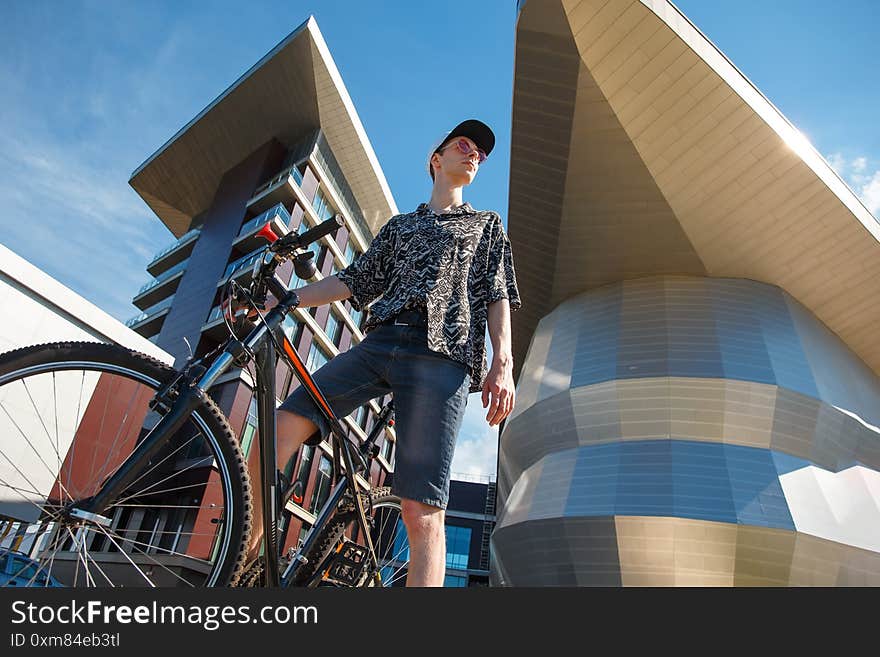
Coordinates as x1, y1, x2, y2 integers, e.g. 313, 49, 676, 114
483, 298, 515, 426
291, 275, 353, 308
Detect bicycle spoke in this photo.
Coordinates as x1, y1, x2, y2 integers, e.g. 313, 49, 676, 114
113, 503, 223, 510
0, 456, 66, 521
64, 526, 90, 587
1, 400, 68, 488
91, 525, 155, 587
80, 528, 98, 587
83, 547, 115, 587
95, 524, 199, 587
113, 455, 214, 507
87, 378, 114, 495
20, 379, 65, 480
52, 372, 60, 484
42, 523, 65, 587
65, 370, 87, 507
109, 435, 202, 504
377, 543, 411, 586
91, 383, 150, 495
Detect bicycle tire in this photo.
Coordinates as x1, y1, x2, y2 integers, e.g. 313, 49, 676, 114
292, 487, 410, 587
0, 341, 252, 587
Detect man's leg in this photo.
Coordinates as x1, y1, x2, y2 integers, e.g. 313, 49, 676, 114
400, 498, 446, 587
245, 410, 320, 563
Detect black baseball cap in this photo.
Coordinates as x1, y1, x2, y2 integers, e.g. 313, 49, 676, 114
427, 119, 496, 177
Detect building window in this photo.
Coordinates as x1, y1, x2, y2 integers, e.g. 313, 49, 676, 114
381, 436, 394, 466
293, 444, 314, 503
443, 574, 467, 587
312, 186, 336, 222
240, 397, 258, 457
324, 310, 342, 346
445, 525, 471, 571
392, 518, 410, 564
308, 455, 333, 514
349, 307, 363, 331
355, 405, 369, 430
306, 343, 329, 373
344, 241, 359, 266
282, 314, 301, 344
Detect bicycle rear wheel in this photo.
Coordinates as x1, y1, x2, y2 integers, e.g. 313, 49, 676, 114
293, 488, 410, 587
0, 342, 252, 587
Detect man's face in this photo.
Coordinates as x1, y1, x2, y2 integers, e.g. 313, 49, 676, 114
432, 136, 484, 184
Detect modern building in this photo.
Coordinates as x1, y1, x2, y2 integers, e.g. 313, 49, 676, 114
125, 17, 401, 564
493, 0, 880, 585
443, 478, 497, 587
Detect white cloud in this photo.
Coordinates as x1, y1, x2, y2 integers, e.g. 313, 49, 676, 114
451, 396, 499, 480
451, 434, 498, 480
0, 132, 170, 321
860, 170, 880, 215
827, 152, 847, 175
825, 151, 880, 220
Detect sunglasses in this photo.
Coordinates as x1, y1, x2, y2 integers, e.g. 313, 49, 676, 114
438, 138, 488, 164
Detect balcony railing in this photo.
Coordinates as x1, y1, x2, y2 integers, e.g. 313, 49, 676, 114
147, 227, 201, 267
125, 295, 174, 327
222, 250, 263, 280
252, 166, 303, 199
238, 203, 290, 238
205, 304, 224, 325
137, 258, 188, 296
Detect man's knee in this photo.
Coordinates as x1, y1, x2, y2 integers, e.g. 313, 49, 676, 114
400, 498, 444, 536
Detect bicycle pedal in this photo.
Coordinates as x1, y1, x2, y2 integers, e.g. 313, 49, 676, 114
323, 540, 370, 586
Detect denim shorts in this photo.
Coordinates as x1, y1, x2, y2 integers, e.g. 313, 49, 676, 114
278, 323, 471, 509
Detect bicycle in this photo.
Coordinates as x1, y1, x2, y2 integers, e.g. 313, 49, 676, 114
0, 214, 410, 587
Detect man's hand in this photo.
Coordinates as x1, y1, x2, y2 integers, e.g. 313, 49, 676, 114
482, 354, 515, 427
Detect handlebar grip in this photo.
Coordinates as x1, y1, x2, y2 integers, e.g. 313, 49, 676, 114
296, 215, 344, 248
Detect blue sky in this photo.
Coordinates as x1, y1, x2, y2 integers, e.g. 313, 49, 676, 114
1, 0, 877, 478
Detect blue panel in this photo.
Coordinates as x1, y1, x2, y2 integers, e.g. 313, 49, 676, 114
723, 444, 795, 530
771, 451, 811, 475
565, 443, 619, 517
711, 280, 776, 385
556, 440, 797, 530
571, 289, 621, 387
671, 441, 737, 523
615, 441, 673, 516
752, 286, 819, 398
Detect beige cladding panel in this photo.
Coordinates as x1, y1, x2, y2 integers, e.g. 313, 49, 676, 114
130, 20, 395, 237
511, 0, 880, 380
493, 514, 880, 586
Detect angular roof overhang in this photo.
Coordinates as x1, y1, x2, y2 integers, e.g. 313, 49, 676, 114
130, 17, 396, 237
510, 0, 880, 380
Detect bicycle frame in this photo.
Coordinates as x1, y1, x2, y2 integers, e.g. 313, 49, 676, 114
74, 271, 391, 587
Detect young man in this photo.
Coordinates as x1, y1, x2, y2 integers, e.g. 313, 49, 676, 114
272, 119, 521, 586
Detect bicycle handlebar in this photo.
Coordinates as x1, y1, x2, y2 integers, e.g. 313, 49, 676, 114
294, 214, 345, 250
262, 214, 345, 255
240, 214, 345, 314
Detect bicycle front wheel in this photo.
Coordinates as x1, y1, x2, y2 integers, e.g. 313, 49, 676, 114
0, 342, 252, 587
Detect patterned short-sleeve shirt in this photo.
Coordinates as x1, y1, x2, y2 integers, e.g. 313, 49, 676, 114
336, 202, 521, 393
